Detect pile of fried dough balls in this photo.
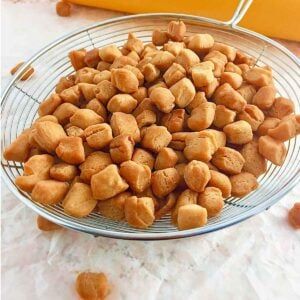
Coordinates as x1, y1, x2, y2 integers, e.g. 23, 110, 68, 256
4, 20, 300, 231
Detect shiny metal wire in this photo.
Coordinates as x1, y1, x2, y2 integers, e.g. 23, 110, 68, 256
1, 13, 300, 240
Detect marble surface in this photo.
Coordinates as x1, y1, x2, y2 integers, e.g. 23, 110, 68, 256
2, 1, 300, 299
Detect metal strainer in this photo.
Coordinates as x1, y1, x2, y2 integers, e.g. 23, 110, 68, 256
1, 0, 299, 240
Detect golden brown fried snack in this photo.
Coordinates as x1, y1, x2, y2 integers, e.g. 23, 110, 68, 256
161, 109, 187, 133
177, 204, 208, 230
70, 109, 103, 129
151, 168, 180, 197
76, 272, 109, 300
154, 147, 178, 170
56, 137, 85, 164
110, 112, 141, 142
3, 129, 31, 162
120, 160, 151, 193
63, 182, 97, 217
172, 188, 198, 224
150, 87, 175, 113
257, 117, 281, 137
213, 105, 236, 128
163, 63, 186, 87
91, 164, 129, 200
252, 85, 276, 110
132, 148, 155, 170
170, 78, 196, 108
36, 215, 62, 231
125, 196, 155, 229
267, 97, 295, 119
155, 192, 178, 220
50, 163, 78, 182
141, 125, 172, 153
31, 180, 69, 205
240, 140, 267, 177
38, 94, 62, 117
223, 120, 253, 145
288, 203, 300, 229
184, 160, 211, 192
111, 68, 139, 93
15, 154, 54, 192
208, 170, 232, 198
98, 191, 131, 221
109, 135, 135, 164
187, 102, 216, 131
32, 121, 66, 153
238, 104, 265, 131
53, 102, 79, 125
79, 151, 112, 183
84, 123, 113, 149
198, 187, 224, 217
94, 80, 117, 105
258, 135, 287, 166
212, 147, 245, 175
107, 94, 138, 114
230, 172, 259, 197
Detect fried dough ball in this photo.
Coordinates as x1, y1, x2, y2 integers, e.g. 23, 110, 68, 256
155, 192, 178, 220
198, 187, 224, 217
150, 87, 175, 113
36, 216, 62, 231
76, 272, 109, 300
154, 147, 178, 170
79, 151, 112, 183
240, 140, 267, 177
109, 134, 135, 164
120, 160, 151, 193
110, 112, 141, 142
15, 154, 54, 192
31, 180, 69, 205
53, 102, 79, 125
177, 204, 208, 230
125, 196, 155, 229
70, 109, 104, 129
151, 168, 180, 197
238, 104, 265, 131
172, 188, 198, 224
212, 147, 245, 175
252, 85, 276, 110
56, 136, 85, 164
258, 135, 287, 166
208, 170, 232, 198
170, 78, 196, 108
50, 163, 78, 182
32, 121, 66, 153
132, 148, 155, 170
38, 93, 62, 117
84, 123, 113, 149
213, 105, 236, 128
98, 191, 131, 221
91, 164, 129, 200
141, 125, 172, 153
257, 117, 281, 137
187, 102, 216, 131
184, 160, 211, 192
223, 120, 253, 145
230, 172, 259, 197
268, 97, 295, 119
288, 203, 300, 229
161, 109, 187, 133
3, 129, 31, 162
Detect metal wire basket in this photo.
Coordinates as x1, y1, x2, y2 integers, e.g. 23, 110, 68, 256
1, 0, 300, 240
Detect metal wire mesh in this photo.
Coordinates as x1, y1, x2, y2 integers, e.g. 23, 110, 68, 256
1, 14, 300, 240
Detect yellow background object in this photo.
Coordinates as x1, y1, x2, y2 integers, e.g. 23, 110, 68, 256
69, 0, 300, 41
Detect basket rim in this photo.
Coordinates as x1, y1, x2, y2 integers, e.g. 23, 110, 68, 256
1, 13, 300, 240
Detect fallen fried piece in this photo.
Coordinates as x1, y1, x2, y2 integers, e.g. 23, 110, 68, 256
76, 272, 109, 300
198, 187, 224, 217
37, 215, 62, 231
56, 1, 71, 17
288, 203, 300, 229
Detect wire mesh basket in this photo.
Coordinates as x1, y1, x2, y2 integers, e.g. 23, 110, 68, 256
1, 0, 300, 240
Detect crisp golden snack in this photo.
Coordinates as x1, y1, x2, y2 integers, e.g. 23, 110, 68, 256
5, 20, 299, 231
288, 203, 300, 229
36, 215, 62, 231
76, 272, 109, 300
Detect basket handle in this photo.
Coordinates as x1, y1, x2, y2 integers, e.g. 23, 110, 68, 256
225, 0, 253, 27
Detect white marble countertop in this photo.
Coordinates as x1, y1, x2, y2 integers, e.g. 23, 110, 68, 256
2, 1, 300, 299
